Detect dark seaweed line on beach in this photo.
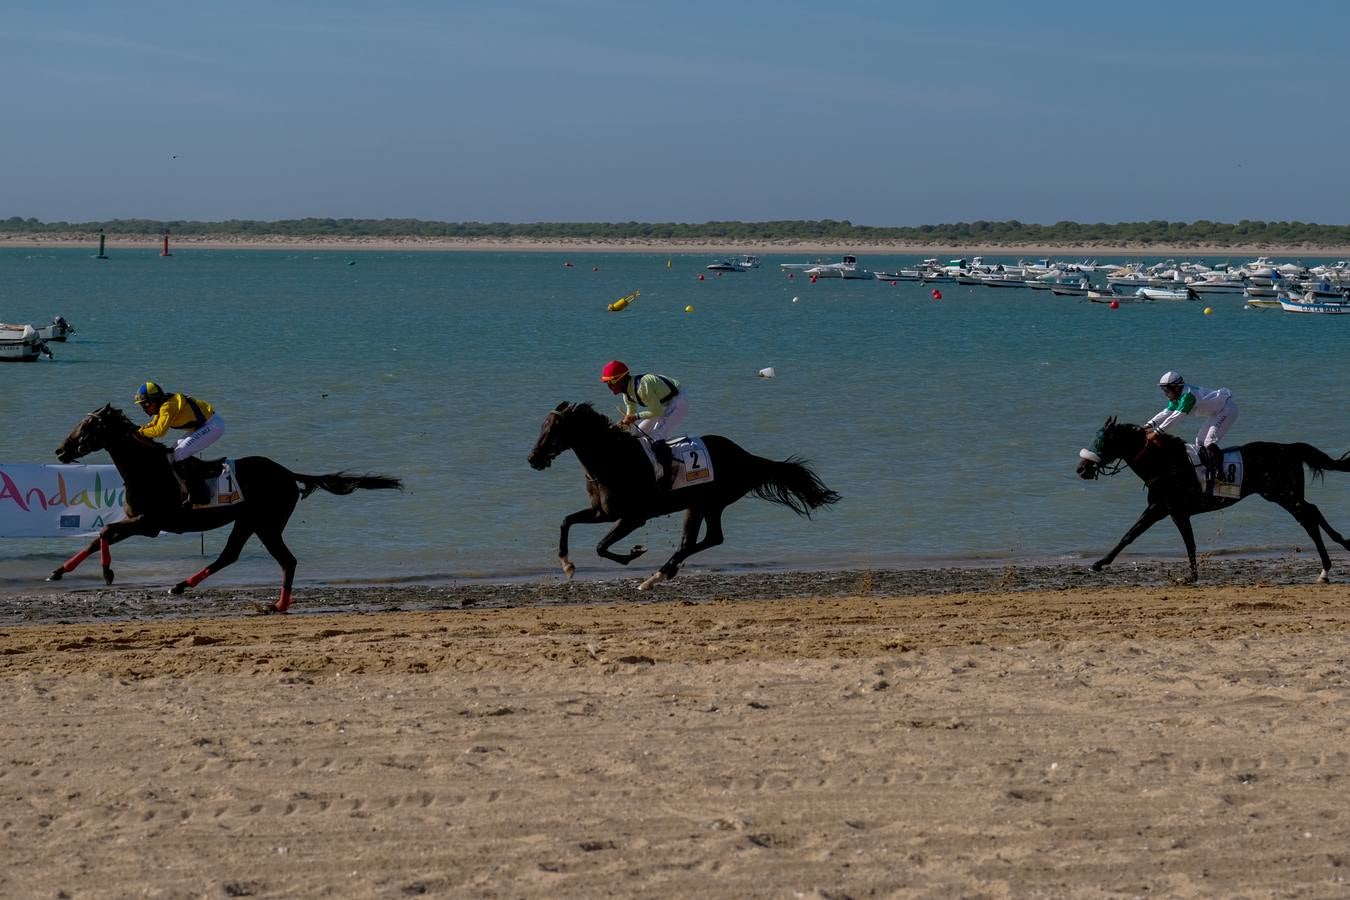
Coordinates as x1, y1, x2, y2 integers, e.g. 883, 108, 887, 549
0, 558, 1325, 626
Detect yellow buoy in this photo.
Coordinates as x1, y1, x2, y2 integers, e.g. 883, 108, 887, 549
1203, 307, 1213, 315
607, 289, 640, 312
684, 305, 694, 313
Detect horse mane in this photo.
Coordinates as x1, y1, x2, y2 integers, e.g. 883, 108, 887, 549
567, 402, 640, 450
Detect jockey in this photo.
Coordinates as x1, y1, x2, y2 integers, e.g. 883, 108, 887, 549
135, 381, 226, 505
1145, 371, 1238, 476
600, 360, 688, 489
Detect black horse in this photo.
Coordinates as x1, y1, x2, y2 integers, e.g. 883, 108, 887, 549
1076, 416, 1350, 582
51, 404, 402, 612
527, 402, 840, 589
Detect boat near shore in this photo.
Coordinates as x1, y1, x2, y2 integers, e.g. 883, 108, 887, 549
0, 324, 54, 361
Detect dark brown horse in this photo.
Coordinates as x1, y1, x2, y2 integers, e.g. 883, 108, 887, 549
51, 404, 402, 612
527, 402, 840, 589
1076, 416, 1350, 582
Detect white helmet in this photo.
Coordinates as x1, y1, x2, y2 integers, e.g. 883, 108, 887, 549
1158, 371, 1184, 388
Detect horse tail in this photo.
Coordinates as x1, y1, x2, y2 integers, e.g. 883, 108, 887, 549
1294, 445, 1350, 484
750, 456, 841, 517
293, 471, 404, 499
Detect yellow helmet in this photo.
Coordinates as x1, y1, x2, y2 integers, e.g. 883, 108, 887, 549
135, 381, 165, 406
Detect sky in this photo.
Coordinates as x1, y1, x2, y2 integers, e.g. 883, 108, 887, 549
5, 0, 1349, 226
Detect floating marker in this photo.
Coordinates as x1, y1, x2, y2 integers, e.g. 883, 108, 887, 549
96, 230, 108, 259
1204, 307, 1213, 315
685, 305, 694, 313
791, 296, 799, 303
160, 229, 172, 257
1109, 300, 1120, 309
931, 289, 942, 300
698, 274, 705, 281
759, 367, 776, 378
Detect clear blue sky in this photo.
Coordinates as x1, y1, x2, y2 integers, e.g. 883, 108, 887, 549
5, 0, 1348, 225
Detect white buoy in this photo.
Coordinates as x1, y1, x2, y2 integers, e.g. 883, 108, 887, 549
791, 296, 799, 303
759, 367, 776, 378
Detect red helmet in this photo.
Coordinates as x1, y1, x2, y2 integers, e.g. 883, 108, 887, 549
600, 360, 629, 383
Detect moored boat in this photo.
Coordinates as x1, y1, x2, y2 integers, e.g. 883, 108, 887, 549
1278, 292, 1350, 314
0, 324, 54, 361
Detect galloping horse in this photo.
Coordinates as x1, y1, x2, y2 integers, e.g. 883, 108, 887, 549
528, 402, 840, 589
51, 404, 402, 612
1076, 416, 1350, 582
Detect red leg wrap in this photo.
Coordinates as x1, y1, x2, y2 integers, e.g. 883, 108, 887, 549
185, 567, 211, 588
63, 548, 93, 572
100, 539, 111, 568
274, 588, 293, 612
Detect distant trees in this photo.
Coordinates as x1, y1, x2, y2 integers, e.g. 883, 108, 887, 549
3, 217, 1350, 246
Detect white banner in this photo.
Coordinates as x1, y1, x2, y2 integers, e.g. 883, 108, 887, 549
0, 464, 126, 537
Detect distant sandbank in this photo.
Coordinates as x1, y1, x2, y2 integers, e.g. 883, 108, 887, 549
3, 233, 1350, 257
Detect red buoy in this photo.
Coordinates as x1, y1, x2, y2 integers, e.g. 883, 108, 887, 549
931, 289, 942, 300
698, 274, 705, 281
1109, 300, 1120, 309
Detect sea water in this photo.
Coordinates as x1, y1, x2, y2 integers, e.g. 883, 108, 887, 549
2, 247, 1347, 588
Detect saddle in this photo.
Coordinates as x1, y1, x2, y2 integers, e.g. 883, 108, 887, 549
172, 456, 227, 507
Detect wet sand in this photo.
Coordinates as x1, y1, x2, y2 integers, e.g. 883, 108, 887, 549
4, 562, 1350, 897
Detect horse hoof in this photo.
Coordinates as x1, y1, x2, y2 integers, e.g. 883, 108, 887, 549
47, 569, 64, 582
170, 583, 187, 596
1317, 570, 1331, 584
1089, 562, 1105, 572
561, 559, 576, 579
250, 601, 285, 615
631, 544, 647, 559
638, 572, 665, 591
103, 568, 115, 586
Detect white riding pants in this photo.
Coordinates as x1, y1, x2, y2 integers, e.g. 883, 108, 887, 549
172, 414, 225, 461
1196, 399, 1237, 449
635, 392, 689, 442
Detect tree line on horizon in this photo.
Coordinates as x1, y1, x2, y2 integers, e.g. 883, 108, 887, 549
5, 216, 1350, 246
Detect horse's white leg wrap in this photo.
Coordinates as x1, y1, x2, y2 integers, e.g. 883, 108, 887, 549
561, 556, 575, 578
1317, 569, 1331, 584
638, 571, 666, 591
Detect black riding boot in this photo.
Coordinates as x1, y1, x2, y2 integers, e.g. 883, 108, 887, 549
1202, 444, 1222, 496
651, 440, 675, 491
172, 459, 211, 507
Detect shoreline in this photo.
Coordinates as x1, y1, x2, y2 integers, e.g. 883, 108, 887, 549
3, 234, 1350, 256
0, 556, 1334, 626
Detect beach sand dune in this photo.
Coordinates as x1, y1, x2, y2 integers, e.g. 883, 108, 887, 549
3, 583, 1349, 897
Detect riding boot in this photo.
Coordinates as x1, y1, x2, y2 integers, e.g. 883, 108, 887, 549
1201, 444, 1221, 496
651, 440, 675, 491
172, 459, 211, 508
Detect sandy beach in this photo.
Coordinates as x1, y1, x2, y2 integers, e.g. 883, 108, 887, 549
4, 234, 1350, 257
4, 569, 1349, 898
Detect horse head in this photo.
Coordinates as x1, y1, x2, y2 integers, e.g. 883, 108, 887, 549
1076, 415, 1122, 480
56, 404, 135, 463
528, 402, 621, 470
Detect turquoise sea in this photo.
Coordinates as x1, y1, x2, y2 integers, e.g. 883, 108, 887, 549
2, 247, 1348, 590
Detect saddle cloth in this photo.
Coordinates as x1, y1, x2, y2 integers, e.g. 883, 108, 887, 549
638, 436, 715, 490
1184, 445, 1243, 499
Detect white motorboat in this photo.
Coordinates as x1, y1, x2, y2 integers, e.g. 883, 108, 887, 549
1278, 292, 1350, 314
0, 324, 54, 361
0, 315, 75, 341
1135, 287, 1200, 302
874, 270, 925, 282
706, 255, 761, 272
801, 255, 873, 279
1088, 290, 1147, 304
1186, 276, 1247, 294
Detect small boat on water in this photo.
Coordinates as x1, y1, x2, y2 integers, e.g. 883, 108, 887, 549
1278, 292, 1350, 314
1243, 297, 1283, 310
1088, 290, 1148, 304
1135, 287, 1200, 302
0, 324, 54, 361
802, 255, 873, 279
706, 255, 761, 272
0, 315, 75, 341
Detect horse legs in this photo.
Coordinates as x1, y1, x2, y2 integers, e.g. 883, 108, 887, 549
170, 520, 254, 596
640, 507, 725, 591
1272, 497, 1337, 582
48, 519, 152, 585
254, 527, 298, 613
559, 506, 616, 578
595, 518, 649, 567
1091, 504, 1169, 573
1169, 512, 1199, 584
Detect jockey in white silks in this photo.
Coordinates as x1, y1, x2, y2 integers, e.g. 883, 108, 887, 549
1145, 371, 1238, 472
